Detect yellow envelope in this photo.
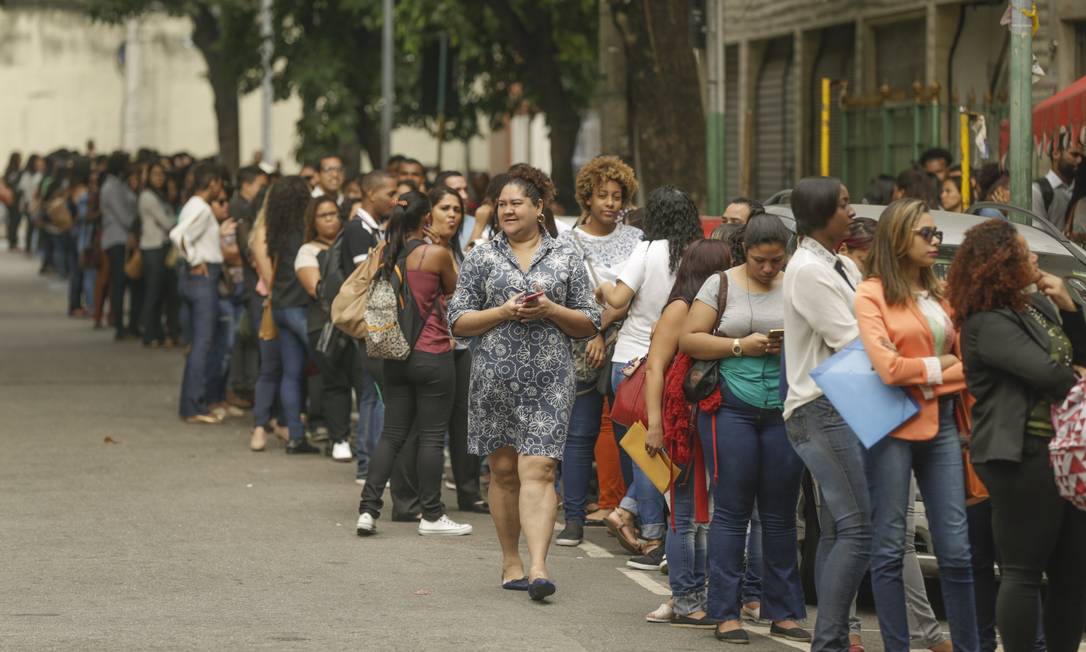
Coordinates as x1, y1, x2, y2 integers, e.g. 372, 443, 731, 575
619, 421, 682, 494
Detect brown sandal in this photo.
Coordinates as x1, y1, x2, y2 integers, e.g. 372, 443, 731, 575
604, 508, 642, 555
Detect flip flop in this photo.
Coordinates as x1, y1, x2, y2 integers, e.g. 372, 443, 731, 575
501, 576, 529, 591
528, 578, 556, 601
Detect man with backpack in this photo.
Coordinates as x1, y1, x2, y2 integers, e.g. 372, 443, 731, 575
330, 170, 398, 484
1032, 133, 1082, 231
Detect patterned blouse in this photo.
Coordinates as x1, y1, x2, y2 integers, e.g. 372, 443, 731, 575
448, 231, 602, 459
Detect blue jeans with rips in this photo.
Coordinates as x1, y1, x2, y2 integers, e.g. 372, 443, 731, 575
785, 396, 872, 652
611, 362, 666, 540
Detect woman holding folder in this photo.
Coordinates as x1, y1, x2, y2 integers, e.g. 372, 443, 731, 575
854, 198, 978, 652
680, 214, 809, 644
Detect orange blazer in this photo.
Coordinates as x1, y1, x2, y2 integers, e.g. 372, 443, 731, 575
855, 278, 967, 441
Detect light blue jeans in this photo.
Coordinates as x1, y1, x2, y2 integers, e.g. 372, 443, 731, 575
611, 362, 667, 540
665, 463, 707, 615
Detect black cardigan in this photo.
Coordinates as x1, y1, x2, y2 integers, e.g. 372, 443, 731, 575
961, 292, 1086, 464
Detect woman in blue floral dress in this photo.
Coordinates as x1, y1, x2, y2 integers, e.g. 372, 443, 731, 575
449, 165, 600, 602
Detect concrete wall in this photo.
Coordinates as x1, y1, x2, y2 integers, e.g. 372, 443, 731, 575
0, 6, 497, 174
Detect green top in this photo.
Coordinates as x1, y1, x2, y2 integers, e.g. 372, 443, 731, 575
1025, 304, 1072, 438
721, 356, 783, 410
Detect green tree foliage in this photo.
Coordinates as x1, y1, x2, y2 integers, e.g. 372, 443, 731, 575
84, 0, 262, 172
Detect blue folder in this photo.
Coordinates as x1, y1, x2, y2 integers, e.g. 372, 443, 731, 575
809, 339, 919, 449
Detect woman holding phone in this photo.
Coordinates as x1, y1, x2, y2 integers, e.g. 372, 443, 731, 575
679, 214, 809, 643
448, 165, 600, 601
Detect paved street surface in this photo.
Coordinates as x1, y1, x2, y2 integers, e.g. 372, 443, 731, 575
0, 251, 900, 650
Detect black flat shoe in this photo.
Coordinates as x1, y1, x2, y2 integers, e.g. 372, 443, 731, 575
285, 439, 320, 455
714, 627, 749, 644
671, 614, 720, 629
501, 576, 529, 591
528, 578, 556, 601
770, 623, 812, 642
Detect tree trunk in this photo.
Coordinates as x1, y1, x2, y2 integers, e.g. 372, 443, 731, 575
192, 4, 240, 173
610, 0, 706, 208
543, 105, 581, 213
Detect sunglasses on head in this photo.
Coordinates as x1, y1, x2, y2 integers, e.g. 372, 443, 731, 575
914, 227, 943, 243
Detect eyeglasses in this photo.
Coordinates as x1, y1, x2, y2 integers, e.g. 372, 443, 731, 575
213, 199, 228, 206
914, 227, 943, 244
321, 166, 344, 174
315, 211, 340, 220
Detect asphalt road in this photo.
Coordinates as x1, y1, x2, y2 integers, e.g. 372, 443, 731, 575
0, 249, 900, 651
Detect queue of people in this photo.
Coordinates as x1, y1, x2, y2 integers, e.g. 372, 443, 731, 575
6, 143, 1086, 652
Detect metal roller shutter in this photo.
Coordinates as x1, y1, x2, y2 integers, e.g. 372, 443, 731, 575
754, 37, 795, 202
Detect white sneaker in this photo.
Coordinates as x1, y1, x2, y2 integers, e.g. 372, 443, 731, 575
356, 513, 376, 536
418, 514, 473, 536
332, 441, 353, 462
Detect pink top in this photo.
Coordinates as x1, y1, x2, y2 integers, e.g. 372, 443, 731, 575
407, 245, 452, 354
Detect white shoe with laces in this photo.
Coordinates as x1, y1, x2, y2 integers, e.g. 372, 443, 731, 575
332, 441, 353, 462
418, 514, 473, 536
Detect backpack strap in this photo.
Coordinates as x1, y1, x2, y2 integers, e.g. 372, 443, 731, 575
1036, 176, 1054, 212
713, 270, 729, 336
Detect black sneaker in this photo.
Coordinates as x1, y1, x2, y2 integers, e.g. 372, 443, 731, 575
626, 544, 665, 570
555, 521, 584, 546
285, 439, 320, 455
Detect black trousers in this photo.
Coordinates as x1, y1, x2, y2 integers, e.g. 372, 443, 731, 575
140, 245, 179, 344
449, 348, 482, 508
975, 435, 1086, 652
359, 350, 455, 522
106, 244, 143, 337
308, 330, 358, 444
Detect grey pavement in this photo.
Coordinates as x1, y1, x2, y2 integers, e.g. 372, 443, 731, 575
0, 250, 893, 650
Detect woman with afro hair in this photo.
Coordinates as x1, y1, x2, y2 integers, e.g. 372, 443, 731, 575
553, 155, 642, 548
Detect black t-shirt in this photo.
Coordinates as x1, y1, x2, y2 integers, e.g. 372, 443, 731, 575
341, 216, 381, 273
272, 232, 309, 308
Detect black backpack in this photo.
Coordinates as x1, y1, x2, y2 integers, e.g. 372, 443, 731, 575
1036, 176, 1054, 212
316, 231, 348, 316
389, 239, 440, 350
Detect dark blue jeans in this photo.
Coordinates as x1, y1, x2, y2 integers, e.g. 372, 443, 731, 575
785, 396, 872, 651
665, 463, 708, 615
742, 507, 764, 606
207, 293, 243, 406
866, 398, 978, 652
178, 264, 220, 418
273, 305, 310, 441
354, 345, 384, 477
700, 385, 805, 623
249, 294, 282, 430
561, 382, 606, 524
611, 362, 666, 540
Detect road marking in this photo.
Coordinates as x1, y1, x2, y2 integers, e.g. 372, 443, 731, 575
617, 567, 670, 596
577, 540, 614, 558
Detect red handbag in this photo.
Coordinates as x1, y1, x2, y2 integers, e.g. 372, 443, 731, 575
611, 357, 648, 427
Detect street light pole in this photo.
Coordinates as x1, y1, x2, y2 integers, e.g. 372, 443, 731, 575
260, 0, 273, 166
381, 0, 394, 168
1008, 0, 1033, 212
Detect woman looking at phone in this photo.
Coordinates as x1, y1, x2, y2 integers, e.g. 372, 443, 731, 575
448, 165, 600, 601
679, 214, 809, 643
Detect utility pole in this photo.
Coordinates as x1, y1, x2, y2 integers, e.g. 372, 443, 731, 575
260, 0, 273, 166
1008, 0, 1033, 213
705, 0, 725, 214
122, 18, 141, 152
380, 0, 394, 168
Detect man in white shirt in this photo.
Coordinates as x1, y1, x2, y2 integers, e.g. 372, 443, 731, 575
171, 163, 225, 424
781, 177, 869, 652
1032, 136, 1082, 231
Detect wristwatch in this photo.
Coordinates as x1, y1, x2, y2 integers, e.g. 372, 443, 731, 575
732, 338, 743, 357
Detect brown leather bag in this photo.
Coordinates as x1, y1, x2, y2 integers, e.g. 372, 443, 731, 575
123, 247, 143, 280
46, 196, 73, 233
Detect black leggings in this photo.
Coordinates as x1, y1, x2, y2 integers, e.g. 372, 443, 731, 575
975, 435, 1086, 652
308, 330, 359, 444
359, 350, 454, 522
449, 348, 482, 508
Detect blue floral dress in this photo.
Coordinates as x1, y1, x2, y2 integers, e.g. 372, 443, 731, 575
448, 232, 602, 459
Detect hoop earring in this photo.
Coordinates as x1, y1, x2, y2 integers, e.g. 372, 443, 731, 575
537, 212, 545, 223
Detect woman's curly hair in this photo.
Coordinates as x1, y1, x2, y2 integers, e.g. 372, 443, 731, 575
643, 185, 703, 272
946, 219, 1034, 325
503, 163, 555, 208
574, 155, 638, 220
265, 175, 312, 257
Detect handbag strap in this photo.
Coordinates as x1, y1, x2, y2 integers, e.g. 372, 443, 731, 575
712, 270, 729, 336
568, 229, 603, 288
